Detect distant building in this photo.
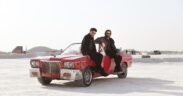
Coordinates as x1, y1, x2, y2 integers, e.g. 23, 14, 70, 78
124, 49, 140, 55
153, 50, 161, 55
12, 46, 23, 54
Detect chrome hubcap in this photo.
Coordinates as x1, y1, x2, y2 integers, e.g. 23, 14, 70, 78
84, 70, 92, 84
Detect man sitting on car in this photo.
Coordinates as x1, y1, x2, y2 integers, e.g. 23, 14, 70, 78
81, 28, 108, 76
96, 30, 122, 73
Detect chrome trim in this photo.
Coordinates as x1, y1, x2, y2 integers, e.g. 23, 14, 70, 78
30, 68, 40, 77
42, 61, 60, 74
60, 69, 82, 80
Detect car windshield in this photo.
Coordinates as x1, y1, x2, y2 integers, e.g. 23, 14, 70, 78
61, 43, 82, 55
60, 43, 101, 56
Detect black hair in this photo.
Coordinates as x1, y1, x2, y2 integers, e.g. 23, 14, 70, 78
90, 28, 97, 32
105, 29, 112, 35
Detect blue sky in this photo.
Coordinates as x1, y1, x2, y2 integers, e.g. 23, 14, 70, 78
0, 0, 183, 52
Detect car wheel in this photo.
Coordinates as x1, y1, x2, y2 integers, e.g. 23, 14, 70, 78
117, 63, 127, 79
76, 68, 93, 87
38, 77, 52, 85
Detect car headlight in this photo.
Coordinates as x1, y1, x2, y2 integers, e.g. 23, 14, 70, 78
64, 62, 75, 69
30, 61, 39, 68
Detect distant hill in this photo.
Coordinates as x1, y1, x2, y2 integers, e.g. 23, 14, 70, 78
0, 46, 61, 59
0, 51, 7, 54
27, 46, 58, 53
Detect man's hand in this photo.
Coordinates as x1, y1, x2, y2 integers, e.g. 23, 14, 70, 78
101, 42, 105, 48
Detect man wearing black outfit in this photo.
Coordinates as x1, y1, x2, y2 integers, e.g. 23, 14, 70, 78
81, 28, 107, 76
99, 30, 122, 73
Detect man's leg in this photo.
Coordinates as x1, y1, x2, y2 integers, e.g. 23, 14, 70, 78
90, 53, 108, 76
93, 53, 103, 72
114, 55, 122, 72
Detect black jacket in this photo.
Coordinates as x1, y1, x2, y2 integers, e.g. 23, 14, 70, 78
81, 34, 96, 55
105, 37, 117, 57
95, 37, 117, 57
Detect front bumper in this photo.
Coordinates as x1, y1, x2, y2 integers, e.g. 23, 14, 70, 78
60, 69, 83, 80
29, 68, 83, 80
30, 68, 41, 77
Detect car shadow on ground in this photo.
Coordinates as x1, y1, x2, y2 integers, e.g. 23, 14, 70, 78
42, 76, 183, 96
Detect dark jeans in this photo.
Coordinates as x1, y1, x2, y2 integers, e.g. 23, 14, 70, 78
109, 54, 122, 71
89, 52, 103, 72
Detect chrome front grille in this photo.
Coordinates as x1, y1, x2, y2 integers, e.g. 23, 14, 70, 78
42, 61, 60, 74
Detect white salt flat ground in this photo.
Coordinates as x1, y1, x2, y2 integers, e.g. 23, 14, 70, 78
0, 55, 183, 96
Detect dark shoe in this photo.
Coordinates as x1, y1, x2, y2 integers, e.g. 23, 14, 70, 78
114, 66, 122, 73
99, 69, 108, 76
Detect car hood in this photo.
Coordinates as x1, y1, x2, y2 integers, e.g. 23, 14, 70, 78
32, 54, 86, 62
52, 55, 85, 61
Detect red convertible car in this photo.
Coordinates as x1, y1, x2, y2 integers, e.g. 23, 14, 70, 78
29, 43, 132, 87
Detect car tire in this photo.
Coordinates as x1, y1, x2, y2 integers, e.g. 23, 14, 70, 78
117, 63, 127, 79
38, 77, 52, 85
76, 68, 93, 87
